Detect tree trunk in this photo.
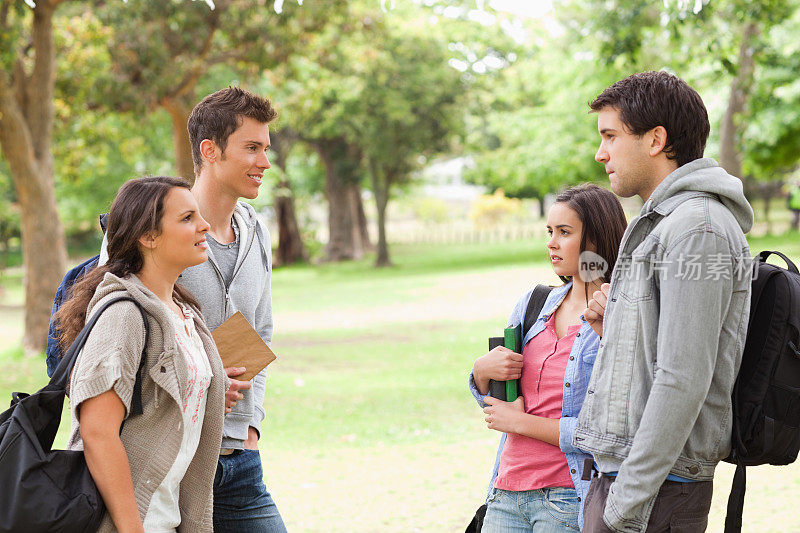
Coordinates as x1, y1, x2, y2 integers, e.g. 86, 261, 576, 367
534, 194, 546, 218
162, 95, 196, 183
0, 0, 68, 353
269, 130, 307, 265
369, 160, 392, 267
719, 22, 758, 179
274, 179, 308, 265
760, 180, 784, 234
314, 139, 355, 261
350, 182, 372, 254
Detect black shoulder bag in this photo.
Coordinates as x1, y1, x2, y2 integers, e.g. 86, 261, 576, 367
0, 296, 149, 533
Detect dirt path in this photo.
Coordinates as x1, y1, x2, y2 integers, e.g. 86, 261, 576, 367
276, 265, 559, 335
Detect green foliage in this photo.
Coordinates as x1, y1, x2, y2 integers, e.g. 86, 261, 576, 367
356, 26, 465, 181
0, 2, 30, 73
0, 168, 21, 268
741, 6, 800, 177
463, 41, 616, 198
413, 197, 453, 224
82, 0, 345, 112
559, 0, 800, 184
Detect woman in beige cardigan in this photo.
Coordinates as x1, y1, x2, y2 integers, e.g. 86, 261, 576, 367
56, 176, 228, 533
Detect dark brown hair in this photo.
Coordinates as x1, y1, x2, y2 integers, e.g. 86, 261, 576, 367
589, 71, 710, 167
55, 176, 200, 352
188, 86, 277, 174
554, 183, 627, 285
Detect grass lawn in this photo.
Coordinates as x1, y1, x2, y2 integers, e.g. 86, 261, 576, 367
1, 234, 799, 531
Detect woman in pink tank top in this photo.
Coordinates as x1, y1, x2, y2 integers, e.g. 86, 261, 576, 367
469, 185, 627, 532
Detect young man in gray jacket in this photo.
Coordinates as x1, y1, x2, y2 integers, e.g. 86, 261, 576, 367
181, 87, 285, 532
576, 72, 754, 532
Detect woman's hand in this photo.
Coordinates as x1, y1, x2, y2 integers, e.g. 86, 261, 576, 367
483, 396, 525, 434
472, 346, 524, 395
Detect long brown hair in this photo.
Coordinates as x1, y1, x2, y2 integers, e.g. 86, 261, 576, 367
55, 176, 200, 353
554, 184, 627, 285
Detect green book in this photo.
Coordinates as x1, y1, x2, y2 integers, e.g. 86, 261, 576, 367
488, 324, 522, 401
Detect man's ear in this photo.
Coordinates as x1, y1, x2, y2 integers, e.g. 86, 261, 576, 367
199, 139, 218, 164
649, 125, 668, 156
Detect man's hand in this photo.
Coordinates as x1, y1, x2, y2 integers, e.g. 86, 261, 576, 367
584, 283, 611, 338
473, 346, 524, 395
483, 396, 525, 434
244, 427, 259, 450
224, 366, 251, 413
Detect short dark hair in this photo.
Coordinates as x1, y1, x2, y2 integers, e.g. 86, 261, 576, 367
589, 71, 710, 167
554, 183, 627, 285
188, 86, 277, 173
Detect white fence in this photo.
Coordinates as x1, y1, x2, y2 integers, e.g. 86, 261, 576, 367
386, 221, 547, 245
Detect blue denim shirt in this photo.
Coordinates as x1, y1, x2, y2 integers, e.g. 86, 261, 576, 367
469, 282, 599, 530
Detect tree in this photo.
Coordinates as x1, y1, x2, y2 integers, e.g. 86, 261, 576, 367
356, 30, 464, 266
269, 128, 308, 265
462, 40, 616, 213
560, 0, 800, 196
0, 0, 69, 352
277, 1, 495, 265
270, 3, 377, 262
89, 0, 345, 181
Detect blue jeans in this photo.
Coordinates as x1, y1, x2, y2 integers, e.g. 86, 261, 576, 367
482, 487, 580, 533
213, 449, 287, 533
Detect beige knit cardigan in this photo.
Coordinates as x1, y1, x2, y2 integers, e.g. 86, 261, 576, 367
67, 273, 227, 533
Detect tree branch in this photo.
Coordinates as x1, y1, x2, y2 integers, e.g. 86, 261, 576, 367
207, 49, 245, 66
0, 0, 11, 31
168, 3, 222, 100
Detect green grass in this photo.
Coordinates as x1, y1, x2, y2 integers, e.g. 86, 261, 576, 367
747, 231, 800, 263
2, 235, 800, 531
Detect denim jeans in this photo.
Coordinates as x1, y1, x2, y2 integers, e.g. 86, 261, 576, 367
213, 449, 287, 533
482, 487, 580, 532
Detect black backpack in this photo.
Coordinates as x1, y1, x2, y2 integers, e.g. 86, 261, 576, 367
724, 250, 800, 533
0, 296, 148, 533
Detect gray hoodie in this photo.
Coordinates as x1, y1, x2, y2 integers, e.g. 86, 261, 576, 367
573, 159, 754, 532
178, 201, 273, 449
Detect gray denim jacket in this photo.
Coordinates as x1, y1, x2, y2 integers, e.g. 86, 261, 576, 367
573, 159, 754, 532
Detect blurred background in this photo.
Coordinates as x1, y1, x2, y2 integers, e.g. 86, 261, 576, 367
1, 0, 799, 531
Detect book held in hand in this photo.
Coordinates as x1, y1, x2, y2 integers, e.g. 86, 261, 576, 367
212, 311, 277, 381
488, 324, 522, 401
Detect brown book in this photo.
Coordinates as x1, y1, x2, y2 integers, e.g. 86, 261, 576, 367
211, 311, 276, 381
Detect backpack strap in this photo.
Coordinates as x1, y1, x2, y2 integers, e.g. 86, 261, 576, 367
758, 250, 799, 274
49, 296, 150, 417
724, 463, 746, 533
523, 285, 553, 337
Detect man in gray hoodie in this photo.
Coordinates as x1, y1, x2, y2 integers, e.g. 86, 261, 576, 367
180, 87, 285, 532
96, 87, 284, 530
575, 72, 754, 532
